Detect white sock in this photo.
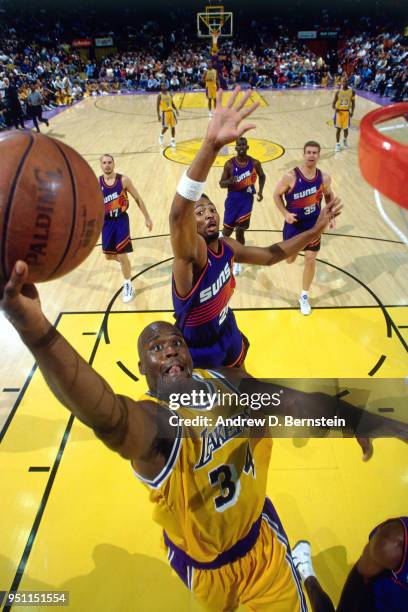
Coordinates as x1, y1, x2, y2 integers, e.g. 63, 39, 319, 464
301, 290, 308, 299
124, 279, 131, 287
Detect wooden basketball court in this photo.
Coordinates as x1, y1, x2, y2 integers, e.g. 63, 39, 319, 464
1, 89, 407, 610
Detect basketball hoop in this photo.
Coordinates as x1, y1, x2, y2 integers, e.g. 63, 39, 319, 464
359, 103, 408, 245
359, 103, 408, 210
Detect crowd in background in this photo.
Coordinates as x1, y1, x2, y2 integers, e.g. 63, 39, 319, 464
0, 3, 406, 130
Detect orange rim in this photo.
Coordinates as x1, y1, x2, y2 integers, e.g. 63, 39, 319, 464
359, 102, 408, 209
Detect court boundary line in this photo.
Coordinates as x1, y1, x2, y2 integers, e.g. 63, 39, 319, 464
0, 312, 63, 445
2, 310, 109, 610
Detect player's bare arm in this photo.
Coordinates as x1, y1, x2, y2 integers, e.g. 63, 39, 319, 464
169, 86, 259, 295
172, 98, 179, 116
254, 159, 266, 201
0, 261, 173, 479
219, 159, 235, 188
273, 171, 297, 223
122, 175, 153, 231
336, 520, 405, 611
332, 90, 339, 109
156, 94, 161, 120
350, 90, 356, 116
223, 199, 342, 265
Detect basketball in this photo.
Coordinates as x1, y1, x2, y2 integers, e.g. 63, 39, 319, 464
0, 131, 104, 283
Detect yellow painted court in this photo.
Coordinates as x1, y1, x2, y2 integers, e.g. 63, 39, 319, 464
1, 88, 407, 610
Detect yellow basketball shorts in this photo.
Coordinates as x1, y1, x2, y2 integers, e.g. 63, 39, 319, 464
206, 82, 217, 99
334, 109, 350, 130
164, 498, 307, 611
162, 110, 177, 128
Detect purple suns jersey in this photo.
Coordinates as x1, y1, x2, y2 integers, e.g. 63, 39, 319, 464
371, 517, 408, 611
228, 157, 257, 194
284, 167, 323, 221
172, 240, 236, 347
99, 173, 129, 216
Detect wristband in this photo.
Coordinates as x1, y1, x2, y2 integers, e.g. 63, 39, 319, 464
176, 171, 206, 202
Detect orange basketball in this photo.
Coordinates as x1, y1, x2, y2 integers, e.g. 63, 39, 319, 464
0, 131, 104, 283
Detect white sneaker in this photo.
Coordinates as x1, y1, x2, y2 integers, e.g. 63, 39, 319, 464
292, 541, 316, 582
343, 139, 349, 148
122, 283, 135, 303
233, 262, 242, 276
299, 294, 311, 315
335, 143, 341, 152
208, 111, 213, 118
159, 135, 164, 146
170, 138, 176, 148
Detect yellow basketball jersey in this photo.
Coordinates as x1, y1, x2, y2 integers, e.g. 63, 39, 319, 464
159, 92, 173, 112
136, 369, 272, 563
205, 69, 217, 83
335, 88, 353, 110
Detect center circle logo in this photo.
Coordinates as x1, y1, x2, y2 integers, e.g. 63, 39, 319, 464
164, 138, 285, 166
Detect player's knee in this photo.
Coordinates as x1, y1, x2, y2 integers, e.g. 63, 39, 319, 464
105, 254, 116, 261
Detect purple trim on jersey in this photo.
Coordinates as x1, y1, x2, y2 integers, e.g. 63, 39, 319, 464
163, 497, 305, 608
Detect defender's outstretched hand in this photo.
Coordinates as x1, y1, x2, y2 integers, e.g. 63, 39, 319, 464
0, 261, 49, 340
314, 197, 342, 233
205, 87, 259, 150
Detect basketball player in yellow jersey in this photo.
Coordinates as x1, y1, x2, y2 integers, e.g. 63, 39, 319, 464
203, 60, 220, 117
332, 75, 355, 152
157, 82, 179, 148
1, 260, 307, 612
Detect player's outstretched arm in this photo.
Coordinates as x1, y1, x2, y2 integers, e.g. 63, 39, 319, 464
0, 262, 173, 474
223, 198, 342, 265
169, 87, 259, 287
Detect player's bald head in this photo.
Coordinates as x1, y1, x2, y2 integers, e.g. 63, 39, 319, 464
138, 321, 182, 355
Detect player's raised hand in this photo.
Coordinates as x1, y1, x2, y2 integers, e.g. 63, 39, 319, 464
315, 196, 342, 232
205, 86, 259, 149
0, 261, 48, 338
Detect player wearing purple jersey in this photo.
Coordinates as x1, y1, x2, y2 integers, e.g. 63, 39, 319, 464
273, 141, 336, 315
219, 137, 265, 276
99, 154, 153, 303
292, 516, 408, 611
169, 88, 342, 369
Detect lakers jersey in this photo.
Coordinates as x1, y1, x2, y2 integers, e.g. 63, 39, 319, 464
205, 69, 217, 83
159, 92, 173, 112
99, 173, 129, 216
335, 88, 353, 110
135, 370, 272, 562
